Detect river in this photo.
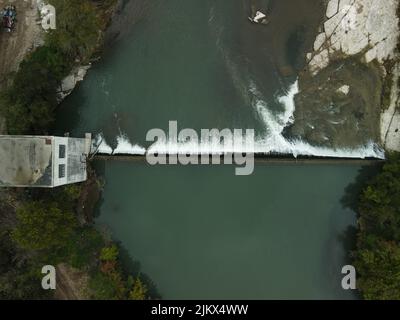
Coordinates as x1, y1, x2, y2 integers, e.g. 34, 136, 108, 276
55, 0, 368, 299
93, 161, 361, 299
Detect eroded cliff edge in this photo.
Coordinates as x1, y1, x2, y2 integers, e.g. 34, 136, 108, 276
289, 0, 400, 152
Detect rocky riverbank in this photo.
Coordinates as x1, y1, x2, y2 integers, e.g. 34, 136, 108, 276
57, 0, 124, 101
0, 0, 120, 135
291, 0, 400, 152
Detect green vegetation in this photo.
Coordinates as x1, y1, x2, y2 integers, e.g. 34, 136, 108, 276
0, 182, 153, 300
128, 277, 148, 300
89, 244, 150, 300
0, 0, 156, 300
0, 0, 115, 134
0, 230, 52, 299
12, 201, 77, 251
100, 244, 119, 262
354, 153, 400, 299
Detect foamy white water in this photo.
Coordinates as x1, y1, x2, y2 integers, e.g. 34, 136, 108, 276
92, 133, 146, 155
147, 80, 384, 159
92, 133, 113, 154
113, 135, 146, 155
93, 80, 384, 159
251, 80, 384, 159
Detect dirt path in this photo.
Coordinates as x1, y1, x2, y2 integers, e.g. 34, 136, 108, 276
54, 263, 90, 300
0, 0, 43, 132
0, 0, 43, 84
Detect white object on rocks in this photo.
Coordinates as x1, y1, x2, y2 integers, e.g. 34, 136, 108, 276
337, 85, 350, 95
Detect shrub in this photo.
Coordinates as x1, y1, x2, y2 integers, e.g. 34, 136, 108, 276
12, 201, 77, 251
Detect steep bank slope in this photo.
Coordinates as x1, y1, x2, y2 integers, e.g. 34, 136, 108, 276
293, 0, 400, 152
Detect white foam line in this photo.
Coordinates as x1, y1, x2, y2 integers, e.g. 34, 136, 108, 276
147, 139, 256, 155
93, 133, 146, 155
113, 134, 146, 155
145, 137, 384, 158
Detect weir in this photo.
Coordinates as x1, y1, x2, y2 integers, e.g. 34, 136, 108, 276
92, 153, 384, 166
89, 132, 386, 165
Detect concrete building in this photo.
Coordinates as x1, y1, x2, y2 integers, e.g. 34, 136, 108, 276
0, 134, 92, 188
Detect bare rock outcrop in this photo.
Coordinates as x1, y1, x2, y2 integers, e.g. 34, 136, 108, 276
299, 0, 400, 152
307, 0, 399, 75
58, 65, 91, 101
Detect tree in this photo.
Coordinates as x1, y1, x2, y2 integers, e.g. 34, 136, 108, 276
100, 245, 119, 262
0, 231, 51, 299
88, 272, 119, 300
47, 0, 101, 61
355, 240, 400, 300
354, 153, 400, 299
0, 0, 106, 135
12, 201, 77, 251
129, 277, 148, 300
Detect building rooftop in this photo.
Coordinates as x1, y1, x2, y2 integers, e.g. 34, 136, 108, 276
0, 136, 53, 187
0, 135, 90, 188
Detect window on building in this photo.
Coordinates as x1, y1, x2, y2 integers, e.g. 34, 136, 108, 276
59, 145, 66, 159
59, 164, 66, 179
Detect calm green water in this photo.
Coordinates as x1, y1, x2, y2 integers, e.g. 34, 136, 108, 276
55, 0, 363, 299
96, 161, 359, 299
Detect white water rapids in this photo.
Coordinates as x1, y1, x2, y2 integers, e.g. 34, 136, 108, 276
92, 80, 384, 159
